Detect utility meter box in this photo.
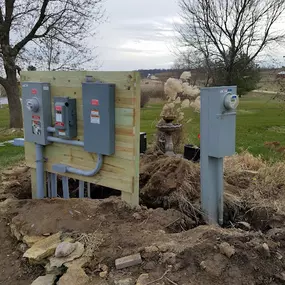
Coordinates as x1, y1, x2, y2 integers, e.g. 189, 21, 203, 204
22, 82, 52, 145
200, 86, 238, 158
54, 97, 77, 139
82, 82, 115, 155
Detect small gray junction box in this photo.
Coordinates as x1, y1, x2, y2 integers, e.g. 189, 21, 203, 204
82, 82, 115, 155
22, 82, 52, 145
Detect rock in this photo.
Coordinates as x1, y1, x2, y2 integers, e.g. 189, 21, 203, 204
143, 261, 156, 270
219, 242, 235, 258
132, 213, 142, 220
161, 252, 176, 265
236, 221, 251, 231
99, 264, 108, 272
18, 243, 28, 253
144, 246, 159, 253
276, 251, 283, 260
114, 278, 134, 285
64, 257, 90, 269
136, 274, 150, 285
200, 261, 206, 270
99, 271, 108, 278
115, 253, 142, 270
45, 262, 65, 275
23, 235, 45, 247
10, 223, 22, 240
262, 243, 270, 257
31, 274, 57, 285
55, 242, 77, 258
23, 232, 61, 263
50, 242, 84, 268
57, 267, 89, 285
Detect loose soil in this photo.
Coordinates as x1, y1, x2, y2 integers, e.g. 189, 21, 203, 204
2, 153, 285, 284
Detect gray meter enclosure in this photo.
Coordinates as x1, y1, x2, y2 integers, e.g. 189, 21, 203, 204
82, 82, 115, 155
22, 82, 52, 145
201, 86, 237, 158
54, 97, 77, 139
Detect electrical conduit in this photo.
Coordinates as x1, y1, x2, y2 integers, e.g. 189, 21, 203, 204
47, 133, 103, 177
35, 144, 45, 199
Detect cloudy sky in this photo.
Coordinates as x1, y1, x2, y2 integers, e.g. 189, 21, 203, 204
96, 0, 180, 71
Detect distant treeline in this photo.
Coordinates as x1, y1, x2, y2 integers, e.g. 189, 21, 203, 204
138, 69, 187, 78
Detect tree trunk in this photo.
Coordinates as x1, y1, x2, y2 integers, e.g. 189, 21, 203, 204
5, 69, 23, 128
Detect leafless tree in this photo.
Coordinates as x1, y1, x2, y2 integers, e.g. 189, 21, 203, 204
0, 0, 105, 128
176, 0, 285, 86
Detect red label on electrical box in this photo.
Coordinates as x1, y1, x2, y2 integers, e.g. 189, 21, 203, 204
55, 122, 64, 127
32, 115, 40, 120
55, 106, 62, 111
31, 89, 37, 95
91, 99, 99, 106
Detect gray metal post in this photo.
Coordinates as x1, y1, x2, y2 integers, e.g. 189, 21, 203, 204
200, 86, 238, 225
79, 181, 85, 198
35, 144, 45, 199
62, 176, 70, 199
51, 173, 58, 198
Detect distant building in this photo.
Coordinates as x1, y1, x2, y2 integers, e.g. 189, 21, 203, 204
277, 71, 285, 79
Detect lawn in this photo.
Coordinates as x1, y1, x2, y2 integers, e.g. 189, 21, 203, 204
0, 105, 24, 169
0, 93, 285, 170
141, 94, 285, 162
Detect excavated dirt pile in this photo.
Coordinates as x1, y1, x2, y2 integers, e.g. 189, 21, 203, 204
1, 152, 285, 284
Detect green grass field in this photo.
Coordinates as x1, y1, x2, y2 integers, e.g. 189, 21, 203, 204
0, 105, 24, 169
0, 93, 285, 170
141, 94, 285, 162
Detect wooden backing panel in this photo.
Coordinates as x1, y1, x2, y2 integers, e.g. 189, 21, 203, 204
25, 142, 135, 176
21, 71, 135, 89
21, 71, 140, 199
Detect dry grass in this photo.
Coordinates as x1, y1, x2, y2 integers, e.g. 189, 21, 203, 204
140, 151, 285, 226
141, 79, 165, 100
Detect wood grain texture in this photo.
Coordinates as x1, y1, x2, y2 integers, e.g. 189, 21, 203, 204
21, 71, 141, 204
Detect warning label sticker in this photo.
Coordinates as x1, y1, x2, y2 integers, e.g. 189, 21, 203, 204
91, 99, 99, 106
90, 110, 100, 124
32, 120, 41, 135
58, 131, 66, 136
56, 113, 62, 122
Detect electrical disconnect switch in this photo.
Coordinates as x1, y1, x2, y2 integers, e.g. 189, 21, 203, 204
82, 82, 115, 155
22, 82, 52, 145
54, 97, 77, 139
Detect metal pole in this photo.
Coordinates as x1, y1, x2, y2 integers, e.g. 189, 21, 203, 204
62, 176, 70, 199
79, 181, 85, 198
35, 144, 45, 199
51, 173, 58, 198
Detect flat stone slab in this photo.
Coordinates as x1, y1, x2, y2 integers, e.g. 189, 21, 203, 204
115, 253, 142, 270
23, 232, 61, 262
31, 274, 57, 285
57, 267, 89, 285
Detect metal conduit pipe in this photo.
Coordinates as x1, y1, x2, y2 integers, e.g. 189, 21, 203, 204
52, 154, 103, 177
47, 126, 56, 133
47, 136, 84, 147
66, 154, 103, 176
35, 144, 45, 199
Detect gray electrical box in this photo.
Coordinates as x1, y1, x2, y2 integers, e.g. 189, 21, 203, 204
201, 86, 238, 158
22, 82, 52, 145
54, 97, 77, 139
82, 82, 115, 155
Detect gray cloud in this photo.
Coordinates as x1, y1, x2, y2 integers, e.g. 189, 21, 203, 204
95, 0, 179, 70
